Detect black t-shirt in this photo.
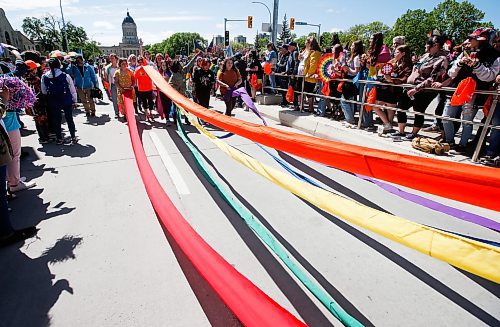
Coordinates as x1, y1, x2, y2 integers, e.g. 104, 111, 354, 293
249, 59, 263, 79
234, 59, 248, 79
192, 69, 216, 93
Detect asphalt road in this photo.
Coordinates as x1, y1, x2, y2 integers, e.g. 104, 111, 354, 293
0, 94, 498, 327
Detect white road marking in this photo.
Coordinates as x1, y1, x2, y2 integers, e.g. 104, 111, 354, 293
149, 131, 190, 195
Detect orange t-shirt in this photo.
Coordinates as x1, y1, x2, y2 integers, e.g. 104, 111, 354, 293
217, 69, 241, 95
134, 66, 153, 92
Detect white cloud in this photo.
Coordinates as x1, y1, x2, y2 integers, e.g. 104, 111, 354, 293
0, 0, 79, 10
139, 30, 175, 44
93, 21, 116, 30
135, 15, 211, 23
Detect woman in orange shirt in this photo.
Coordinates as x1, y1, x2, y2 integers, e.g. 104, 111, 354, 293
217, 58, 242, 116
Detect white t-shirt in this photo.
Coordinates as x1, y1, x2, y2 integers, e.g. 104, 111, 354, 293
108, 66, 118, 85
297, 50, 309, 76
347, 55, 360, 77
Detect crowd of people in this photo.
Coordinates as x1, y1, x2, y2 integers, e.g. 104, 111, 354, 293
1, 25, 499, 246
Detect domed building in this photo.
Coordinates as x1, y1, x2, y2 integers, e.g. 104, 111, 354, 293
99, 11, 142, 58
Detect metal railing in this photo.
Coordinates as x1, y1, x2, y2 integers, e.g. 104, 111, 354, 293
260, 72, 499, 162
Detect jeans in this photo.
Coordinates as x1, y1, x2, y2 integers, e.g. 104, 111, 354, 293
110, 84, 119, 115
486, 103, 500, 157
0, 165, 13, 237
443, 96, 477, 146
77, 88, 96, 113
340, 95, 355, 124
268, 73, 276, 93
317, 82, 326, 116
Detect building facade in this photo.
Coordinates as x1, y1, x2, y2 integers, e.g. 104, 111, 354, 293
215, 35, 224, 46
233, 35, 246, 44
99, 11, 141, 58
0, 9, 36, 55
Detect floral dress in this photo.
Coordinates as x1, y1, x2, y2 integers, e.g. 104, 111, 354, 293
113, 69, 136, 105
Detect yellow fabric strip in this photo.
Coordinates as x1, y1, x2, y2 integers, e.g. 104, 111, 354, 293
183, 108, 500, 284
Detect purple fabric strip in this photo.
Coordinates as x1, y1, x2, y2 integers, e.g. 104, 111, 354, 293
356, 174, 500, 232
225, 87, 268, 126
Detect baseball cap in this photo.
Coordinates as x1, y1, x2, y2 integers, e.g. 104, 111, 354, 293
280, 44, 289, 49
287, 42, 297, 47
468, 27, 493, 41
25, 60, 40, 70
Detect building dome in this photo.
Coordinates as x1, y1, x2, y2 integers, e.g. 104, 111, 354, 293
122, 11, 135, 25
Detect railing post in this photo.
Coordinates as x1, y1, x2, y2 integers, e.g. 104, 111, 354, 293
471, 94, 499, 162
357, 82, 367, 129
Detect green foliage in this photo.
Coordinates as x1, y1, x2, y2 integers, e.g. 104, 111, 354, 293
232, 42, 251, 51
319, 32, 332, 49
278, 14, 292, 45
81, 40, 102, 60
148, 33, 206, 56
430, 0, 493, 43
340, 21, 391, 46
295, 35, 307, 49
389, 9, 433, 55
256, 35, 270, 52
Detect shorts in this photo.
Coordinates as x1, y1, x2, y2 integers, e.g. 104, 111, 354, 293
303, 81, 316, 94
376, 86, 402, 105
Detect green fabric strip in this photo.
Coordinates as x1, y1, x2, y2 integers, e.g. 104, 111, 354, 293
175, 109, 363, 327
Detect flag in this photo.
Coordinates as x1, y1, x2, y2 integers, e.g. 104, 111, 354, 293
194, 39, 205, 53
225, 45, 234, 58
207, 40, 214, 53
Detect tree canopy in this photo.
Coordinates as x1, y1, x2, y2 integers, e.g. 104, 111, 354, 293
147, 32, 206, 56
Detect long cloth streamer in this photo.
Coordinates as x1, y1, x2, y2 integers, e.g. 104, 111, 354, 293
255, 143, 499, 247
356, 175, 500, 233
143, 66, 500, 212
121, 95, 306, 327
224, 87, 268, 126
179, 107, 500, 283
176, 108, 363, 327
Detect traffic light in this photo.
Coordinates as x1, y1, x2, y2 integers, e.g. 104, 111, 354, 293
224, 30, 230, 46
248, 16, 253, 29
290, 18, 295, 30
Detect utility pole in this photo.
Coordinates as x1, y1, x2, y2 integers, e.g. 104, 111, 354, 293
271, 0, 279, 44
59, 0, 69, 51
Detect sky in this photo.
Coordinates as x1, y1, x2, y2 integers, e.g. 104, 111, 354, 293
1, 0, 499, 46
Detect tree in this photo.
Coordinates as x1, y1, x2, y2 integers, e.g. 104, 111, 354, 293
389, 9, 433, 55
81, 40, 102, 60
162, 33, 206, 56
254, 30, 260, 48
341, 21, 391, 46
319, 32, 332, 49
278, 14, 292, 45
430, 0, 494, 44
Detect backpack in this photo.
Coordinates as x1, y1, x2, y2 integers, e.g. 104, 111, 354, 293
411, 137, 450, 155
44, 73, 73, 106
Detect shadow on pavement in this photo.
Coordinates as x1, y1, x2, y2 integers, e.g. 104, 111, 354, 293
0, 235, 82, 327
301, 200, 499, 326
83, 114, 111, 127
166, 127, 334, 326
36, 143, 96, 158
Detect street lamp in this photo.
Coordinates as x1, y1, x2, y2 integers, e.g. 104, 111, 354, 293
251, 1, 272, 26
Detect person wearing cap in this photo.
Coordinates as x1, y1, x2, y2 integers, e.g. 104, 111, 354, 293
440, 27, 499, 154
67, 54, 98, 117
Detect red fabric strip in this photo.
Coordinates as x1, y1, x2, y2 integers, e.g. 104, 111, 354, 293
122, 96, 306, 327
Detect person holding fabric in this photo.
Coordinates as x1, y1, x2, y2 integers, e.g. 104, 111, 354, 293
264, 43, 278, 93
104, 54, 120, 118
41, 58, 78, 145
440, 28, 499, 153
134, 56, 154, 122
113, 58, 136, 121
339, 41, 364, 126
217, 58, 242, 116
169, 53, 200, 125
404, 34, 449, 140
303, 37, 322, 113
67, 54, 98, 117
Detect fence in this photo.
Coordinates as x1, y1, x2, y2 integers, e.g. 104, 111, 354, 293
261, 73, 499, 163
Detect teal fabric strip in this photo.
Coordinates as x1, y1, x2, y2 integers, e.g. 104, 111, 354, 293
175, 109, 364, 327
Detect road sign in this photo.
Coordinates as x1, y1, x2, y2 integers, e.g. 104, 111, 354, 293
295, 21, 307, 25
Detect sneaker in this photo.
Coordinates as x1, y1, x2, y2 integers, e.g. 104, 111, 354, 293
404, 133, 417, 141
9, 181, 36, 193
85, 112, 90, 117
56, 138, 64, 145
390, 132, 406, 138
364, 126, 377, 132
39, 139, 49, 144
115, 114, 120, 119
71, 137, 79, 144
